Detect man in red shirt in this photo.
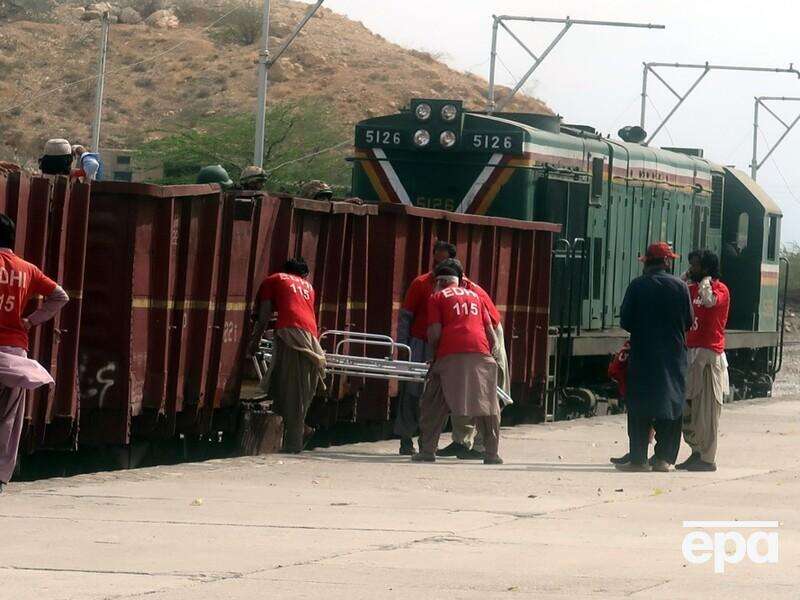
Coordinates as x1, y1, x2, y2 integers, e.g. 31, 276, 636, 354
248, 258, 326, 453
678, 250, 730, 472
435, 258, 509, 460
413, 262, 503, 465
394, 240, 456, 455
0, 215, 69, 492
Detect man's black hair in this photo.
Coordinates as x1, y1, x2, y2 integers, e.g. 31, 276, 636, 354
435, 258, 463, 280
644, 256, 667, 269
687, 249, 702, 262
433, 240, 457, 259
283, 257, 309, 277
0, 214, 16, 249
699, 249, 720, 279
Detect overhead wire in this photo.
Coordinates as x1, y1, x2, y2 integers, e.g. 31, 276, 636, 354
758, 127, 800, 207
646, 96, 675, 146
265, 140, 351, 175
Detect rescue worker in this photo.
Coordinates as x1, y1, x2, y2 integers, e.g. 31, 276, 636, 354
0, 214, 69, 492
197, 164, 234, 189
435, 258, 509, 460
38, 139, 73, 176
300, 180, 334, 200
238, 166, 268, 191
617, 242, 693, 472
395, 240, 457, 455
71, 145, 103, 182
414, 262, 502, 465
247, 258, 326, 453
678, 250, 729, 472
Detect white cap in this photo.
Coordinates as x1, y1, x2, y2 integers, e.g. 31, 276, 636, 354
43, 138, 72, 156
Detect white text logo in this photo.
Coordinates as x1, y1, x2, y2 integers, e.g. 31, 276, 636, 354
682, 521, 779, 573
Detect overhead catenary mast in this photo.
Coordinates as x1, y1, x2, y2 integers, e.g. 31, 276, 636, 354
91, 11, 110, 152
750, 96, 800, 180
253, 0, 325, 168
487, 16, 665, 114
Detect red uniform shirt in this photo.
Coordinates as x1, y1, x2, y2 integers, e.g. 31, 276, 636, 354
686, 279, 729, 354
463, 277, 501, 328
0, 250, 57, 350
608, 341, 630, 397
256, 272, 318, 337
402, 272, 436, 341
427, 284, 492, 359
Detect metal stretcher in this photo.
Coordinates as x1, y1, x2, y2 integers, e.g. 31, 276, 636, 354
252, 330, 513, 407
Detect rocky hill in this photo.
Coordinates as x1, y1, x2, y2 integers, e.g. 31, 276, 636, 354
0, 0, 550, 168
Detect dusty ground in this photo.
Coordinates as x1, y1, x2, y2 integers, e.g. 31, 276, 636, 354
2, 396, 798, 599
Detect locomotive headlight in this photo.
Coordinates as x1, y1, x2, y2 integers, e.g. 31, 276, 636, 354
413, 129, 431, 147
439, 130, 457, 148
415, 103, 432, 122
441, 104, 458, 122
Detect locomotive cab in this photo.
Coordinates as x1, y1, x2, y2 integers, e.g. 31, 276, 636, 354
719, 167, 782, 332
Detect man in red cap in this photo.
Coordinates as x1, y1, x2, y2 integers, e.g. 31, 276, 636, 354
617, 242, 693, 472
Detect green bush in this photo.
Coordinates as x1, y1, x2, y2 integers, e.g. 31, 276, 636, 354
135, 99, 350, 193
211, 0, 262, 45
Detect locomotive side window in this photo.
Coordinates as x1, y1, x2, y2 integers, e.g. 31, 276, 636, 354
737, 213, 749, 250
710, 174, 724, 229
767, 215, 778, 260
592, 238, 603, 300
591, 157, 604, 198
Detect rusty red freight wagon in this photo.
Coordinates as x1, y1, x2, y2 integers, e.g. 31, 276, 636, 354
1, 173, 558, 452
0, 170, 90, 452
268, 197, 560, 425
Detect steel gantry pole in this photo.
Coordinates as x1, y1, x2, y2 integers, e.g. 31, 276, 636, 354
750, 96, 800, 180
253, 0, 325, 168
639, 62, 800, 146
253, 0, 272, 168
487, 16, 665, 114
90, 12, 110, 152
487, 16, 500, 112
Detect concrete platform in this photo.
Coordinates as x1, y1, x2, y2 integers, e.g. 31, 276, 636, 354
2, 397, 799, 599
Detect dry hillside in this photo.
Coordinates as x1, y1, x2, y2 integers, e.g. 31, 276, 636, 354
0, 0, 550, 167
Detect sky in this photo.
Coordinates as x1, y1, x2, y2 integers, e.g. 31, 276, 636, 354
298, 0, 800, 244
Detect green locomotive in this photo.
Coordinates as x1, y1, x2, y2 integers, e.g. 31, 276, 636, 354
352, 98, 784, 415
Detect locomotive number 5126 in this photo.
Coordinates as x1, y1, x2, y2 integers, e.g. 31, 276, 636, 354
470, 132, 523, 154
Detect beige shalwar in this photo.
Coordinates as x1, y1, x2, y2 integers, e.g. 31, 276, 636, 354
683, 347, 728, 463
261, 328, 326, 453
451, 325, 508, 451
419, 352, 500, 459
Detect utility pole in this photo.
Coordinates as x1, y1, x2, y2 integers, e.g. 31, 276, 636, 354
91, 11, 110, 152
253, 0, 325, 168
253, 0, 272, 168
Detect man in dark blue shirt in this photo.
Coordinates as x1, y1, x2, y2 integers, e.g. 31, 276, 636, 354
617, 242, 693, 472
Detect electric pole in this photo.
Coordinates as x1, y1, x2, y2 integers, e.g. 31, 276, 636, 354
91, 11, 110, 152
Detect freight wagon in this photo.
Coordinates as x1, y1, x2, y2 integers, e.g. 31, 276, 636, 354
0, 169, 559, 459
352, 99, 786, 418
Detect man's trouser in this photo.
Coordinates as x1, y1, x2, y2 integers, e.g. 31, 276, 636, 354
683, 364, 722, 463
0, 386, 24, 483
628, 413, 681, 465
271, 341, 318, 453
393, 336, 429, 439
418, 367, 500, 459
450, 325, 508, 451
